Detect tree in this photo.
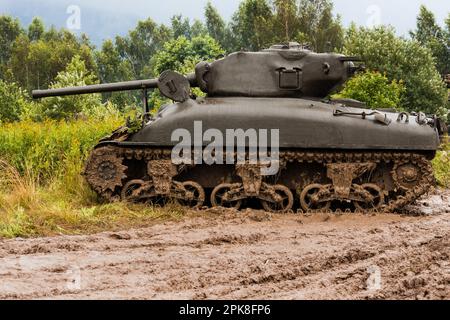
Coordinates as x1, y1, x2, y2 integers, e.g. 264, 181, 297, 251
333, 71, 406, 110
230, 0, 274, 51
0, 80, 29, 122
36, 56, 103, 120
9, 28, 96, 92
152, 35, 224, 74
150, 35, 224, 108
95, 39, 135, 108
171, 15, 192, 39
0, 15, 22, 77
205, 2, 229, 49
115, 18, 172, 79
411, 5, 443, 44
272, 0, 299, 42
28, 17, 44, 42
344, 25, 448, 118
297, 0, 343, 52
410, 5, 450, 75
191, 20, 208, 38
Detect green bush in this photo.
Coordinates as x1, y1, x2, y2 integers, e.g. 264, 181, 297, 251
149, 35, 225, 109
0, 80, 30, 122
343, 25, 448, 119
32, 55, 107, 121
0, 117, 122, 181
333, 71, 406, 109
432, 141, 450, 188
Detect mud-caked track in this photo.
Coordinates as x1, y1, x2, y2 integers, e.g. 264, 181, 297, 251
85, 146, 435, 213
0, 190, 448, 300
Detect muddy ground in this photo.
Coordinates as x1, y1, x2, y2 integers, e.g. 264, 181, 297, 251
0, 190, 449, 300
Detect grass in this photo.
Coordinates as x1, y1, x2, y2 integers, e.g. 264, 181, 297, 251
0, 159, 186, 238
433, 138, 450, 188
0, 117, 187, 238
0, 119, 448, 238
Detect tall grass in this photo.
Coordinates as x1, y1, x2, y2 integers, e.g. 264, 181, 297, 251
0, 117, 185, 238
433, 139, 450, 188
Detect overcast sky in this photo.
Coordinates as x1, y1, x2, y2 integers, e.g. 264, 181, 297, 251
1, 0, 449, 45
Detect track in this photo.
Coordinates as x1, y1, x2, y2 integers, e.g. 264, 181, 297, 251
0, 190, 448, 300
86, 146, 435, 213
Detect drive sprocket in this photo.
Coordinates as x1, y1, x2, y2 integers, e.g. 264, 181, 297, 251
84, 147, 127, 197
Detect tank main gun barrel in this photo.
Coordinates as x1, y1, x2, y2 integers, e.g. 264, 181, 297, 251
32, 73, 197, 99
32, 79, 159, 98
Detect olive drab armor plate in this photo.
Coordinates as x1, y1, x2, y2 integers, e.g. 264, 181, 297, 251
195, 43, 356, 98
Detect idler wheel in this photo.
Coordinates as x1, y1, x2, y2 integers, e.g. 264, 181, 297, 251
299, 184, 332, 212
176, 181, 205, 209
261, 185, 294, 213
354, 183, 385, 211
393, 163, 422, 190
211, 183, 242, 210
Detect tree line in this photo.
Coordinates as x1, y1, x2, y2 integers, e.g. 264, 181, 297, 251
0, 0, 449, 122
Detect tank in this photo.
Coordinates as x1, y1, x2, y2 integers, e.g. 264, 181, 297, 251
33, 42, 447, 213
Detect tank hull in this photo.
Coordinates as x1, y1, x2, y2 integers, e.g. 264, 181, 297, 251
128, 98, 439, 152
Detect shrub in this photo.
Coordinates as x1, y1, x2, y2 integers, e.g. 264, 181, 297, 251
0, 80, 29, 122
432, 141, 450, 188
333, 71, 406, 109
343, 25, 448, 119
0, 117, 122, 181
33, 55, 106, 120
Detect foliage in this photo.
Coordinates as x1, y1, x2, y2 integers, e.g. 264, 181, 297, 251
0, 117, 185, 238
0, 80, 30, 122
0, 15, 22, 70
205, 2, 229, 50
31, 56, 110, 120
230, 0, 274, 51
152, 35, 224, 75
28, 17, 44, 41
150, 35, 224, 109
343, 25, 448, 118
115, 18, 172, 79
296, 0, 343, 52
227, 0, 343, 52
333, 71, 406, 109
432, 141, 450, 188
95, 39, 136, 108
410, 5, 450, 76
0, 117, 122, 180
156, 15, 207, 42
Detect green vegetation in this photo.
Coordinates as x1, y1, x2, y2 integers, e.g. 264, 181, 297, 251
0, 80, 29, 122
433, 141, 450, 188
0, 117, 186, 238
343, 25, 448, 118
332, 71, 405, 110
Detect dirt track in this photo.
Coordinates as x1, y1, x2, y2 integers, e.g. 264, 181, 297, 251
0, 190, 449, 300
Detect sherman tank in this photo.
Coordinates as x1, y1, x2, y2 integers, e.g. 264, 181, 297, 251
33, 42, 447, 213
